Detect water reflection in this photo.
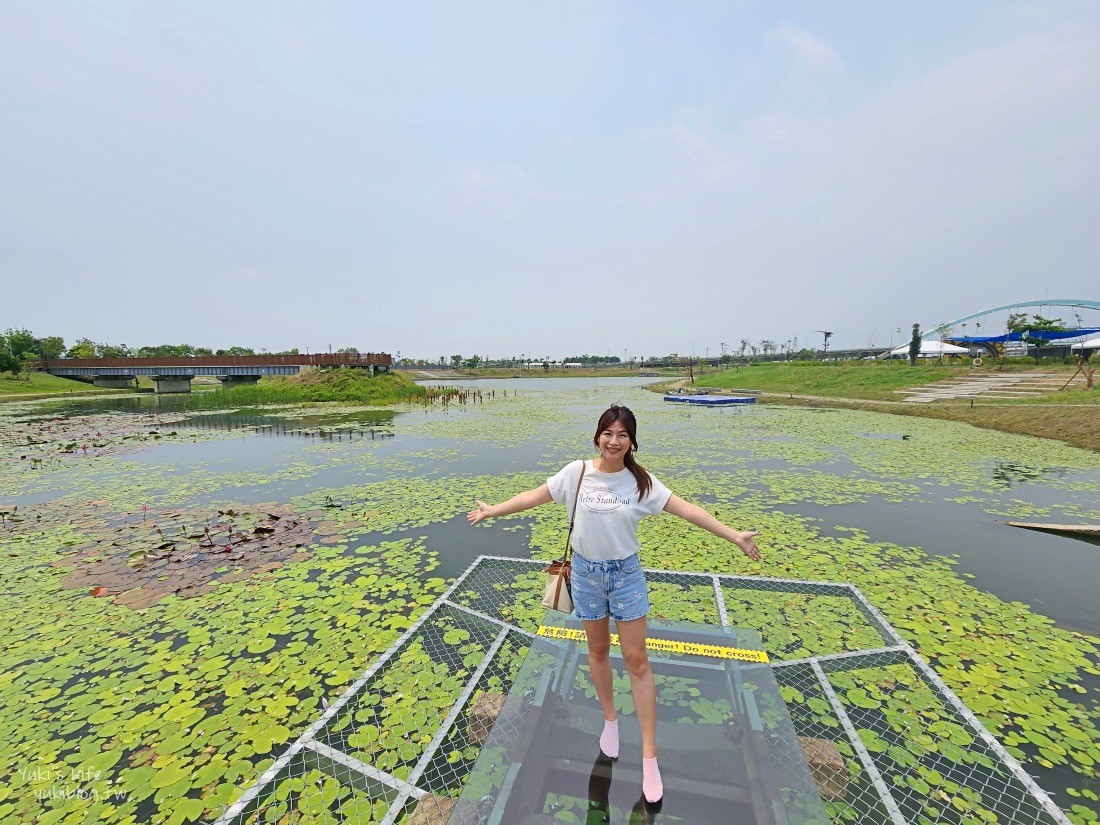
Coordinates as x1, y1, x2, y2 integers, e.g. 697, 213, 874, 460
991, 461, 1070, 489
176, 410, 396, 443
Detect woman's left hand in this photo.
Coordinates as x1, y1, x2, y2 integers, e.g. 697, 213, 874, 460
733, 531, 760, 561
467, 501, 492, 526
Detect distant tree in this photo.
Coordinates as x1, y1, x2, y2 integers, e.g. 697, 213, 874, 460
216, 346, 256, 356
465, 355, 481, 370
908, 324, 921, 367
39, 336, 65, 360
66, 338, 97, 359
0, 349, 18, 378
274, 348, 300, 355
336, 347, 359, 355
1029, 315, 1067, 331
135, 344, 197, 358
1007, 314, 1068, 363
450, 354, 463, 370
719, 354, 733, 365
760, 340, 776, 356
737, 339, 750, 360
563, 354, 620, 365
96, 343, 133, 358
1027, 315, 1066, 363
935, 322, 952, 365
542, 360, 550, 372
3, 328, 37, 362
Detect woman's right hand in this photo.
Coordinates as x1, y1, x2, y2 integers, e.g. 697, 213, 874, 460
467, 501, 492, 526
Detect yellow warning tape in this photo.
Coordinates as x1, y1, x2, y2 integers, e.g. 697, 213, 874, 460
536, 626, 769, 663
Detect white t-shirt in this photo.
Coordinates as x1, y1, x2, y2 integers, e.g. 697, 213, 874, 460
547, 459, 672, 561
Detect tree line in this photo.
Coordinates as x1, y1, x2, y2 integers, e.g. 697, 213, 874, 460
0, 327, 365, 378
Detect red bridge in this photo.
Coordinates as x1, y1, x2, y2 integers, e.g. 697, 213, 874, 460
37, 353, 392, 393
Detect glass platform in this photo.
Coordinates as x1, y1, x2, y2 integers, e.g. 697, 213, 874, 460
211, 556, 1071, 825
446, 615, 829, 824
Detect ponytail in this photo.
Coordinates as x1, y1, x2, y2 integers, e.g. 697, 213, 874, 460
624, 450, 652, 501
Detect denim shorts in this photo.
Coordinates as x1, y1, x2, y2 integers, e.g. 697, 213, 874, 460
571, 552, 650, 622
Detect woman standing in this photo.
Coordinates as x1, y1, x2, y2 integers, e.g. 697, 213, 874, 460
467, 404, 760, 803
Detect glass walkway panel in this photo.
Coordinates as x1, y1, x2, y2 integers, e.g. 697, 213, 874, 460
211, 556, 1071, 825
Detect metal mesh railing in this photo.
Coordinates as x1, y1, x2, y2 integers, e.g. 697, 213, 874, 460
209, 556, 1070, 825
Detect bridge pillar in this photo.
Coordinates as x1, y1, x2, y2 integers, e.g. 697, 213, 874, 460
93, 375, 136, 389
217, 375, 261, 388
152, 375, 193, 394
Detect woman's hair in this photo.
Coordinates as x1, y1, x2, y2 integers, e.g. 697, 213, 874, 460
593, 404, 652, 499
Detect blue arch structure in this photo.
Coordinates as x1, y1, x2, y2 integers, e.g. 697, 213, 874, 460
937, 299, 1100, 331
925, 299, 1100, 356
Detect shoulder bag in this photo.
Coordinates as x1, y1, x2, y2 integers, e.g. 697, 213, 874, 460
541, 461, 586, 613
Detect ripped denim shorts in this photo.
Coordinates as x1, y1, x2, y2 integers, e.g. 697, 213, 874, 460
571, 552, 649, 622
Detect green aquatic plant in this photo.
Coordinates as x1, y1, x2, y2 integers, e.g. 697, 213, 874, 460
1, 385, 1098, 823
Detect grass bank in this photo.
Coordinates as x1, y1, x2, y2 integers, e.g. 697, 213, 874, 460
681, 360, 1089, 401
768, 395, 1100, 453
181, 369, 444, 409
655, 362, 1098, 453
0, 372, 126, 402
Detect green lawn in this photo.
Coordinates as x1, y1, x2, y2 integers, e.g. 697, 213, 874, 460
996, 387, 1099, 405
692, 361, 964, 400
690, 361, 1095, 402
0, 372, 122, 399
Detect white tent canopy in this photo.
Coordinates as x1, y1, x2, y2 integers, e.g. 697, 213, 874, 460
1071, 337, 1100, 350
889, 340, 968, 357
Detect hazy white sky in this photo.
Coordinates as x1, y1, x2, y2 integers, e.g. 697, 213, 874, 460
3, 1, 1098, 359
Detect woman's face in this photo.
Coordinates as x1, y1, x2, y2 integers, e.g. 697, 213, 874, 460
598, 421, 633, 458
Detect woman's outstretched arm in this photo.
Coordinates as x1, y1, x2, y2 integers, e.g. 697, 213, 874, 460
467, 484, 554, 526
662, 494, 761, 560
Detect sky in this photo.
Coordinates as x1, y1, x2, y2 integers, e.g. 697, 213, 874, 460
3, 1, 1099, 360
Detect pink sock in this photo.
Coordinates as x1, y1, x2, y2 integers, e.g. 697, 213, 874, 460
642, 756, 663, 803
599, 719, 619, 759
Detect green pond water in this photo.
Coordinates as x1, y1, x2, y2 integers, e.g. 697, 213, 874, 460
0, 378, 1098, 824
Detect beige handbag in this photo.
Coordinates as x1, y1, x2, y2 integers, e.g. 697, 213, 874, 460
541, 462, 586, 613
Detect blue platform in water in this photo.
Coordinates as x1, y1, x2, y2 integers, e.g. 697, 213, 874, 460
664, 394, 757, 405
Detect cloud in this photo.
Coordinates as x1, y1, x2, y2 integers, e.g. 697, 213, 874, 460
767, 23, 844, 74
623, 23, 1100, 344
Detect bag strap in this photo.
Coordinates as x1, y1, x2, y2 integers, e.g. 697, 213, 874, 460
562, 460, 586, 563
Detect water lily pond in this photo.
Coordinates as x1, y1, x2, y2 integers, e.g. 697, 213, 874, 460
1, 378, 1098, 824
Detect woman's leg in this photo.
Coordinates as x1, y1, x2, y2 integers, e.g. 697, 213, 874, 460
582, 617, 616, 721
615, 616, 656, 758
618, 616, 663, 802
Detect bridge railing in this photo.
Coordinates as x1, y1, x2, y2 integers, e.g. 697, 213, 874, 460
29, 353, 391, 369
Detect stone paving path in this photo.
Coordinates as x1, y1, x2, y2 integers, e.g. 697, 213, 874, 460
893, 372, 1084, 403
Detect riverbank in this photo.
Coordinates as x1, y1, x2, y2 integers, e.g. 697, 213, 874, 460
653, 362, 1098, 452
402, 366, 682, 380
765, 394, 1100, 453
0, 372, 128, 402
182, 369, 445, 409
681, 360, 1092, 400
